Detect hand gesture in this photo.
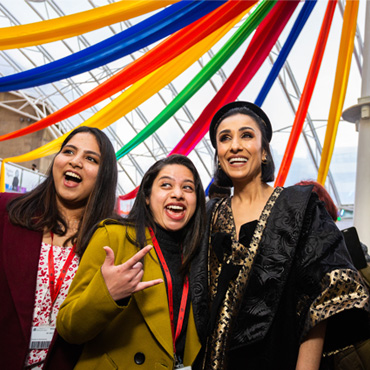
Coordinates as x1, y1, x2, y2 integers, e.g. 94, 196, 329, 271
101, 245, 163, 301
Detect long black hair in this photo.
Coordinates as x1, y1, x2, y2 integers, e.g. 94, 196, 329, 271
124, 154, 206, 276
7, 126, 118, 256
212, 106, 275, 187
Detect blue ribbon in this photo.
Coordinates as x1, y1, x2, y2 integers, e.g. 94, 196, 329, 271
0, 0, 226, 92
255, 0, 317, 107
204, 2, 316, 194
205, 178, 215, 197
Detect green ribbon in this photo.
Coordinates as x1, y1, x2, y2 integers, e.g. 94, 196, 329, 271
116, 0, 276, 160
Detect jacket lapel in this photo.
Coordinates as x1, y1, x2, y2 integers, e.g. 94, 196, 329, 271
183, 303, 201, 365
134, 245, 173, 358
232, 186, 313, 344
2, 215, 42, 341
189, 213, 211, 345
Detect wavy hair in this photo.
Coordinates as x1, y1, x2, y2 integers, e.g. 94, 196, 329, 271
123, 154, 206, 276
7, 126, 118, 256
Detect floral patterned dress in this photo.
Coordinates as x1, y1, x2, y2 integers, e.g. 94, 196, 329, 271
25, 242, 79, 369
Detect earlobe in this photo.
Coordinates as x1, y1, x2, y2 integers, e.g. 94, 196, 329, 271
261, 151, 268, 164
145, 198, 149, 206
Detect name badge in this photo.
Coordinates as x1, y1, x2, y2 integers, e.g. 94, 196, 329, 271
29, 326, 55, 349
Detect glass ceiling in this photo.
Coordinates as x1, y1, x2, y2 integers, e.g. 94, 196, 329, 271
0, 0, 366, 211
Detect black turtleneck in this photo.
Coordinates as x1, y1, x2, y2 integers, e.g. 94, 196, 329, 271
154, 223, 190, 364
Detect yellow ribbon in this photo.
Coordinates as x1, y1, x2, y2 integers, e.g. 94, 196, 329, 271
0, 8, 249, 192
317, 0, 359, 185
0, 0, 178, 50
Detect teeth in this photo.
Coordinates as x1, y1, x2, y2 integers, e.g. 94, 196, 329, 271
229, 157, 247, 164
65, 171, 81, 180
167, 205, 184, 211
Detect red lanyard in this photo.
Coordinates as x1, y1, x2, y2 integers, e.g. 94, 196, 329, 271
149, 228, 189, 355
48, 232, 76, 306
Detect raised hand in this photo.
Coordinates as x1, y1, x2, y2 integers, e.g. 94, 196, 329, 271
101, 245, 163, 301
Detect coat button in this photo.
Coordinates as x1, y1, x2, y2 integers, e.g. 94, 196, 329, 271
134, 352, 145, 365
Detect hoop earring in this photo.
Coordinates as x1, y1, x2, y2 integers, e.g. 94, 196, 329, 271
218, 161, 221, 169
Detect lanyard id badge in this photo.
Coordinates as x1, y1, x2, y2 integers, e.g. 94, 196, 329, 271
48, 232, 76, 307
149, 228, 190, 370
29, 326, 55, 349
174, 355, 192, 369
29, 233, 75, 349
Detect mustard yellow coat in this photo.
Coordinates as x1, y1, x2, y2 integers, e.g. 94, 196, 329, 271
57, 223, 202, 370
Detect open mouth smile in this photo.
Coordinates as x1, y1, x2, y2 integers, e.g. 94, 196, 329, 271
164, 204, 187, 220
228, 157, 248, 164
165, 204, 185, 213
65, 171, 82, 183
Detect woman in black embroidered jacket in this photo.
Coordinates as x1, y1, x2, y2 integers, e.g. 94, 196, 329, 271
202, 101, 370, 370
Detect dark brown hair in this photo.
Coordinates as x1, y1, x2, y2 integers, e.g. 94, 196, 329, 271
213, 106, 275, 187
123, 154, 206, 276
208, 182, 231, 199
7, 126, 118, 256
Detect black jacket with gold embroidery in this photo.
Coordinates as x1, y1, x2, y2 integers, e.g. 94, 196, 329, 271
202, 185, 370, 370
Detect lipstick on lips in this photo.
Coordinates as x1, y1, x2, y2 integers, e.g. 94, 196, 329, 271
165, 203, 186, 220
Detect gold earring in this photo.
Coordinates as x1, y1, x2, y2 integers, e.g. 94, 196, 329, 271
218, 161, 221, 169
262, 156, 267, 165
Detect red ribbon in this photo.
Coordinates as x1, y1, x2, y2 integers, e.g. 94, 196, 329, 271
149, 228, 189, 354
48, 232, 76, 306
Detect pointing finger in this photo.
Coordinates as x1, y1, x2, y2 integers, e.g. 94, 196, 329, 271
125, 245, 153, 268
134, 278, 164, 293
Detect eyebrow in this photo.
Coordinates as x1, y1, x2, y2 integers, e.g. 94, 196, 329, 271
158, 175, 195, 184
218, 126, 256, 136
64, 144, 101, 157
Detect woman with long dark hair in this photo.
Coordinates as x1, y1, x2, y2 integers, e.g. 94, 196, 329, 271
202, 101, 370, 370
57, 154, 207, 369
0, 126, 118, 369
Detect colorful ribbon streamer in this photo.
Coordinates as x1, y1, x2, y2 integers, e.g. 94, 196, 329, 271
0, 0, 225, 92
170, 0, 299, 156
317, 0, 359, 185
0, 1, 178, 50
255, 0, 317, 107
119, 0, 299, 200
0, 0, 251, 142
0, 9, 245, 191
116, 0, 263, 159
274, 0, 338, 187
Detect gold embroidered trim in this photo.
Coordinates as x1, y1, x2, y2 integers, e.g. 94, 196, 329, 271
322, 345, 353, 357
205, 187, 283, 370
303, 268, 370, 338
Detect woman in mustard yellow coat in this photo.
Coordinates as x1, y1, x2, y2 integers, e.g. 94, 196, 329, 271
57, 155, 207, 369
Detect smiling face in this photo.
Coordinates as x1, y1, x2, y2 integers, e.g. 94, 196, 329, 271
216, 113, 266, 185
52, 132, 101, 209
146, 164, 197, 232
